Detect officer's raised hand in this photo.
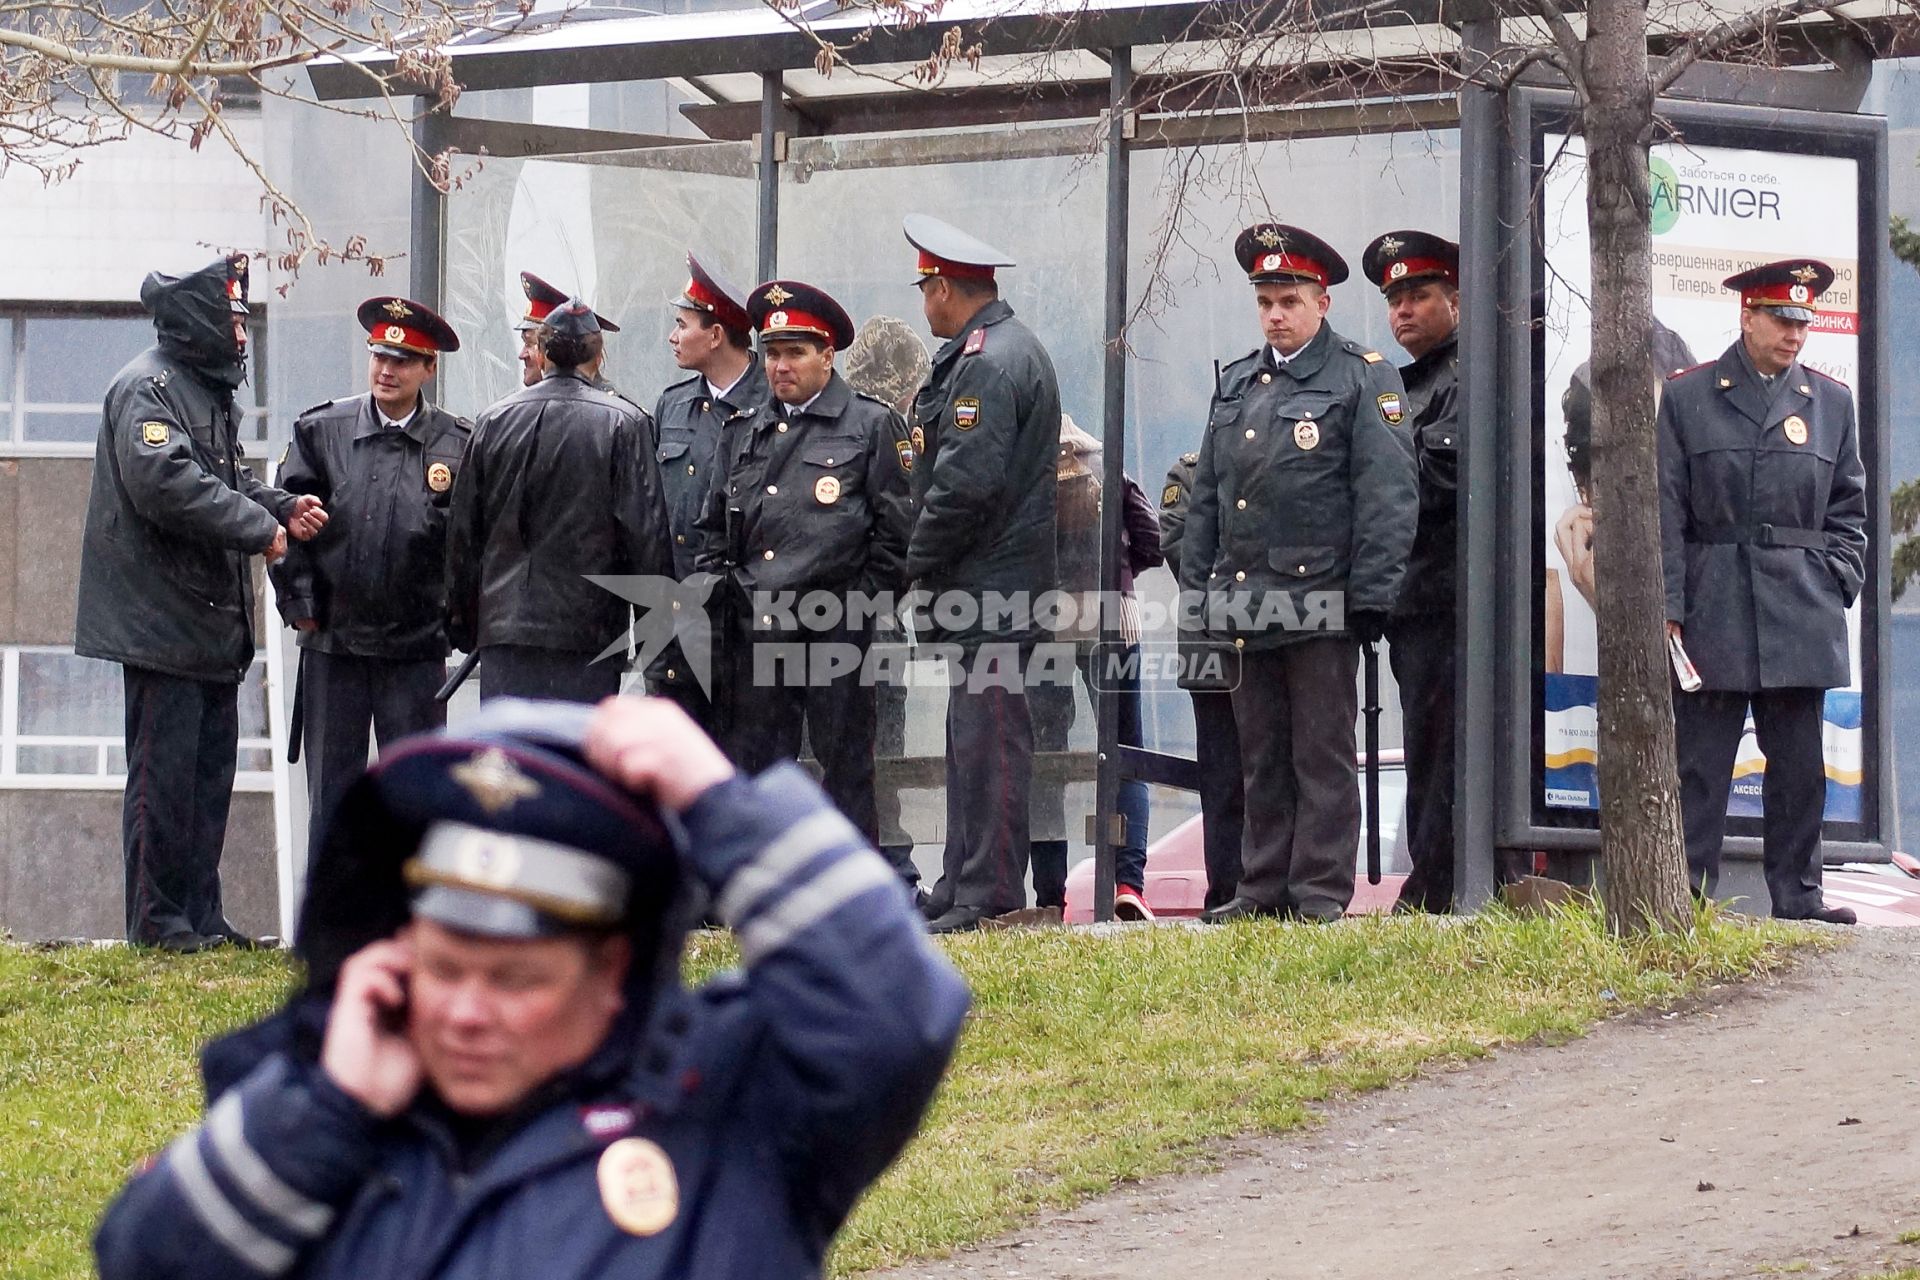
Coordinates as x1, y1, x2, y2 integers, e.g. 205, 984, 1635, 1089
288, 493, 329, 541
586, 695, 736, 813
321, 937, 425, 1117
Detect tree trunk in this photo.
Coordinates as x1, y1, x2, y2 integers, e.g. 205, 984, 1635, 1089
1580, 0, 1693, 934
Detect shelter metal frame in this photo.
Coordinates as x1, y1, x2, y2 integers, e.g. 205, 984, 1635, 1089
316, 0, 1901, 917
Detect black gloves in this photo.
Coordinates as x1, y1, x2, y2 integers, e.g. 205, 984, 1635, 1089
1348, 609, 1388, 646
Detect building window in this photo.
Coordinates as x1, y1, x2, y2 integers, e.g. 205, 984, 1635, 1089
0, 647, 274, 789
0, 307, 269, 452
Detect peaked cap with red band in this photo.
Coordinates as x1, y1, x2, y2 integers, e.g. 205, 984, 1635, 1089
1361, 229, 1459, 294
358, 296, 461, 357
671, 253, 751, 333
748, 279, 856, 352
902, 213, 1016, 286
517, 271, 620, 333
1234, 223, 1349, 288
1723, 258, 1834, 324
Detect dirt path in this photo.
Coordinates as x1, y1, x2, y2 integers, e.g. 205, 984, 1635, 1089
882, 928, 1920, 1280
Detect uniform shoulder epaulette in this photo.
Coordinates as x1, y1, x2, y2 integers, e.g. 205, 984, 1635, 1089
661, 371, 703, 397
1808, 367, 1850, 388
297, 398, 337, 418
1180, 450, 1199, 465
1666, 361, 1712, 381
851, 389, 897, 412
962, 327, 987, 356
148, 369, 172, 391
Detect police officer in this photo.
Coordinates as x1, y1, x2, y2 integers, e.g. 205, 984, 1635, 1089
447, 300, 672, 702
1361, 230, 1463, 913
271, 297, 471, 847
1658, 258, 1866, 924
1159, 450, 1245, 911
76, 255, 328, 950
648, 254, 767, 729
694, 281, 913, 845
1181, 224, 1417, 924
95, 696, 969, 1280
515, 271, 623, 391
902, 214, 1061, 934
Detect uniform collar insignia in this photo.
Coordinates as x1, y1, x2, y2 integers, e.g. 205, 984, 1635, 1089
451, 748, 541, 815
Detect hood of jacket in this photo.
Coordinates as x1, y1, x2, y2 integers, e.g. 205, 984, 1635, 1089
141, 258, 246, 390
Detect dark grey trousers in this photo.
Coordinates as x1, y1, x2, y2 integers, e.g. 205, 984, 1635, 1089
1675, 686, 1828, 917
926, 645, 1033, 918
1228, 637, 1360, 918
302, 650, 447, 848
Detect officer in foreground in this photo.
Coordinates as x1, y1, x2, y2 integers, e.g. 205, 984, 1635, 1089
1179, 224, 1416, 923
94, 696, 969, 1279
515, 271, 622, 390
1658, 258, 1866, 924
1361, 230, 1463, 912
649, 254, 766, 730
447, 300, 671, 702
903, 214, 1061, 934
1158, 450, 1244, 911
76, 254, 327, 951
695, 281, 914, 843
272, 297, 471, 846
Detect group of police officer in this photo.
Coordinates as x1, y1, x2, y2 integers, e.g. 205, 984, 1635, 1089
77, 213, 1865, 950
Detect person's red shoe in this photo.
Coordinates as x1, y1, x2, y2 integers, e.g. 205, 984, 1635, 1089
1114, 885, 1156, 922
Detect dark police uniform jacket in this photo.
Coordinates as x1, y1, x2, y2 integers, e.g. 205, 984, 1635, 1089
77, 348, 295, 684
695, 372, 914, 616
1392, 331, 1460, 620
654, 359, 768, 581
270, 395, 471, 661
1177, 324, 1417, 648
94, 765, 971, 1280
1657, 342, 1866, 692
906, 299, 1059, 648
446, 371, 672, 655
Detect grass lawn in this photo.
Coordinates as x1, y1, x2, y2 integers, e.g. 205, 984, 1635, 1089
0, 908, 1809, 1278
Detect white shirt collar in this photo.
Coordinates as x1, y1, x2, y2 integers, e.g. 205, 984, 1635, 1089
707, 369, 746, 402
380, 404, 419, 431
1269, 343, 1303, 366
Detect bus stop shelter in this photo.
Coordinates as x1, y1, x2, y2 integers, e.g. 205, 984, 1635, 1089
302, 0, 1905, 921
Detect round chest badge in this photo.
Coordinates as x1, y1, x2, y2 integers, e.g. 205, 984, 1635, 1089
427, 462, 453, 493
598, 1138, 679, 1237
1783, 415, 1809, 446
1294, 419, 1321, 451
814, 475, 842, 505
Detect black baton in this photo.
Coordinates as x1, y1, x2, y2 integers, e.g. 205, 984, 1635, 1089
436, 650, 481, 702
1363, 639, 1382, 886
286, 648, 306, 765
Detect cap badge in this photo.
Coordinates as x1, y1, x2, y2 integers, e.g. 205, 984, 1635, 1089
1788, 284, 1810, 304
427, 462, 453, 493
764, 285, 793, 306
383, 325, 408, 344
767, 310, 789, 329
1790, 265, 1819, 284
1254, 228, 1283, 249
1388, 261, 1408, 280
452, 829, 524, 889
1261, 253, 1284, 272
1783, 415, 1809, 445
1377, 235, 1405, 256
383, 299, 412, 319
598, 1138, 679, 1237
1294, 419, 1321, 450
451, 747, 541, 815
814, 475, 842, 505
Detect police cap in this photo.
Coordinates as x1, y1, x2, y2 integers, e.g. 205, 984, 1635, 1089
1235, 223, 1349, 288
672, 253, 751, 333
1360, 230, 1459, 294
518, 271, 621, 333
902, 213, 1015, 287
1722, 258, 1834, 324
358, 296, 461, 358
749, 280, 856, 351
